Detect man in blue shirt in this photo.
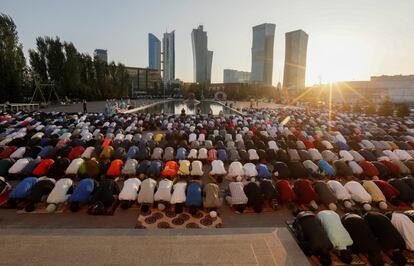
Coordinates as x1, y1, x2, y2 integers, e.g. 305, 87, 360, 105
8, 177, 38, 207
69, 178, 97, 212
256, 164, 271, 179
146, 160, 162, 178
186, 181, 202, 215
176, 147, 187, 160
217, 149, 227, 162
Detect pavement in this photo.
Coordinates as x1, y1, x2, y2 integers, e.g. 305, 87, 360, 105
0, 227, 310, 265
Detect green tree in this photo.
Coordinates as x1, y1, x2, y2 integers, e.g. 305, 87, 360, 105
396, 103, 410, 117
378, 99, 393, 116
353, 102, 362, 113
0, 13, 27, 102
366, 101, 376, 115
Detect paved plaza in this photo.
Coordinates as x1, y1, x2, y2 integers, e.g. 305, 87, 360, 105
0, 228, 309, 265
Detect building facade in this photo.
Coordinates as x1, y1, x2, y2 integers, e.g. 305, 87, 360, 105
126, 67, 162, 97
163, 31, 175, 83
223, 69, 251, 83
191, 25, 213, 84
148, 33, 161, 70
334, 75, 414, 104
94, 49, 108, 63
283, 30, 309, 92
250, 23, 275, 86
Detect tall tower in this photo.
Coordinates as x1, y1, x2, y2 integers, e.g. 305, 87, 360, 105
283, 30, 309, 92
148, 33, 161, 70
250, 23, 275, 86
191, 25, 213, 84
94, 49, 108, 63
162, 31, 175, 83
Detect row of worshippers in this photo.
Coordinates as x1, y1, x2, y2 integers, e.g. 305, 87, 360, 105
4, 175, 224, 215
224, 175, 414, 213
293, 210, 414, 266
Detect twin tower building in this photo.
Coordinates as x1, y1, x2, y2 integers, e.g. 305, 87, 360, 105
148, 26, 212, 85
249, 23, 308, 92
149, 23, 308, 92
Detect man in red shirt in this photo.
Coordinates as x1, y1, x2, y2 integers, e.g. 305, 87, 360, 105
373, 179, 401, 206
293, 179, 319, 210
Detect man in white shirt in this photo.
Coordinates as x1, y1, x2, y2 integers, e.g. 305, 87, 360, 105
137, 178, 157, 213
227, 161, 244, 178
190, 160, 203, 176
119, 177, 141, 209
390, 212, 414, 251
46, 178, 73, 212
170, 181, 187, 213
226, 176, 248, 213
327, 180, 353, 209
317, 210, 353, 264
209, 160, 227, 182
243, 162, 258, 178
344, 180, 372, 211
154, 178, 173, 210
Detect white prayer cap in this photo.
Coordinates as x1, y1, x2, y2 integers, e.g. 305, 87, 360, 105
379, 201, 387, 210
209, 211, 217, 218
328, 203, 337, 211
363, 203, 371, 211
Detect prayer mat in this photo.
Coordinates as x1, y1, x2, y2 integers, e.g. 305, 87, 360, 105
136, 208, 222, 229
87, 199, 120, 216
16, 202, 66, 214
0, 189, 11, 206
231, 201, 277, 214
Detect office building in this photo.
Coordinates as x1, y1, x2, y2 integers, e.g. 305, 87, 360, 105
250, 23, 275, 85
191, 25, 213, 84
163, 31, 175, 83
283, 30, 309, 92
94, 49, 108, 63
126, 66, 162, 97
148, 33, 161, 70
223, 69, 251, 83
334, 75, 414, 103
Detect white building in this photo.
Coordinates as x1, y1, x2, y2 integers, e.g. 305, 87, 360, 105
163, 31, 175, 83
250, 23, 275, 86
335, 75, 414, 103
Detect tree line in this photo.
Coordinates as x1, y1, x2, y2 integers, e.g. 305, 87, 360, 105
0, 13, 130, 103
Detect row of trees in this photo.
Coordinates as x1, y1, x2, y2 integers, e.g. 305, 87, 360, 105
0, 13, 130, 103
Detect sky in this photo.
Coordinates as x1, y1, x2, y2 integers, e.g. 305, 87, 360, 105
3, 0, 414, 86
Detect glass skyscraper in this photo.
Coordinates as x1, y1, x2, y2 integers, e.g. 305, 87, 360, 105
163, 31, 175, 83
283, 30, 308, 92
191, 25, 213, 84
94, 49, 108, 63
148, 33, 161, 70
250, 23, 275, 86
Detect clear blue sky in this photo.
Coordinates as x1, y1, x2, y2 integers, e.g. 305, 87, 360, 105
3, 0, 414, 85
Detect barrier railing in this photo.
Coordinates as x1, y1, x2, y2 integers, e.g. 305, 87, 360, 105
0, 103, 40, 112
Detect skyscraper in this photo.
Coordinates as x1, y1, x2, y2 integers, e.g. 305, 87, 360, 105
191, 25, 213, 84
250, 23, 275, 86
163, 31, 175, 83
148, 33, 161, 70
94, 49, 108, 63
283, 30, 309, 92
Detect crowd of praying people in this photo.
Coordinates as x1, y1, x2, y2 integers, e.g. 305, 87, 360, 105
0, 106, 414, 265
